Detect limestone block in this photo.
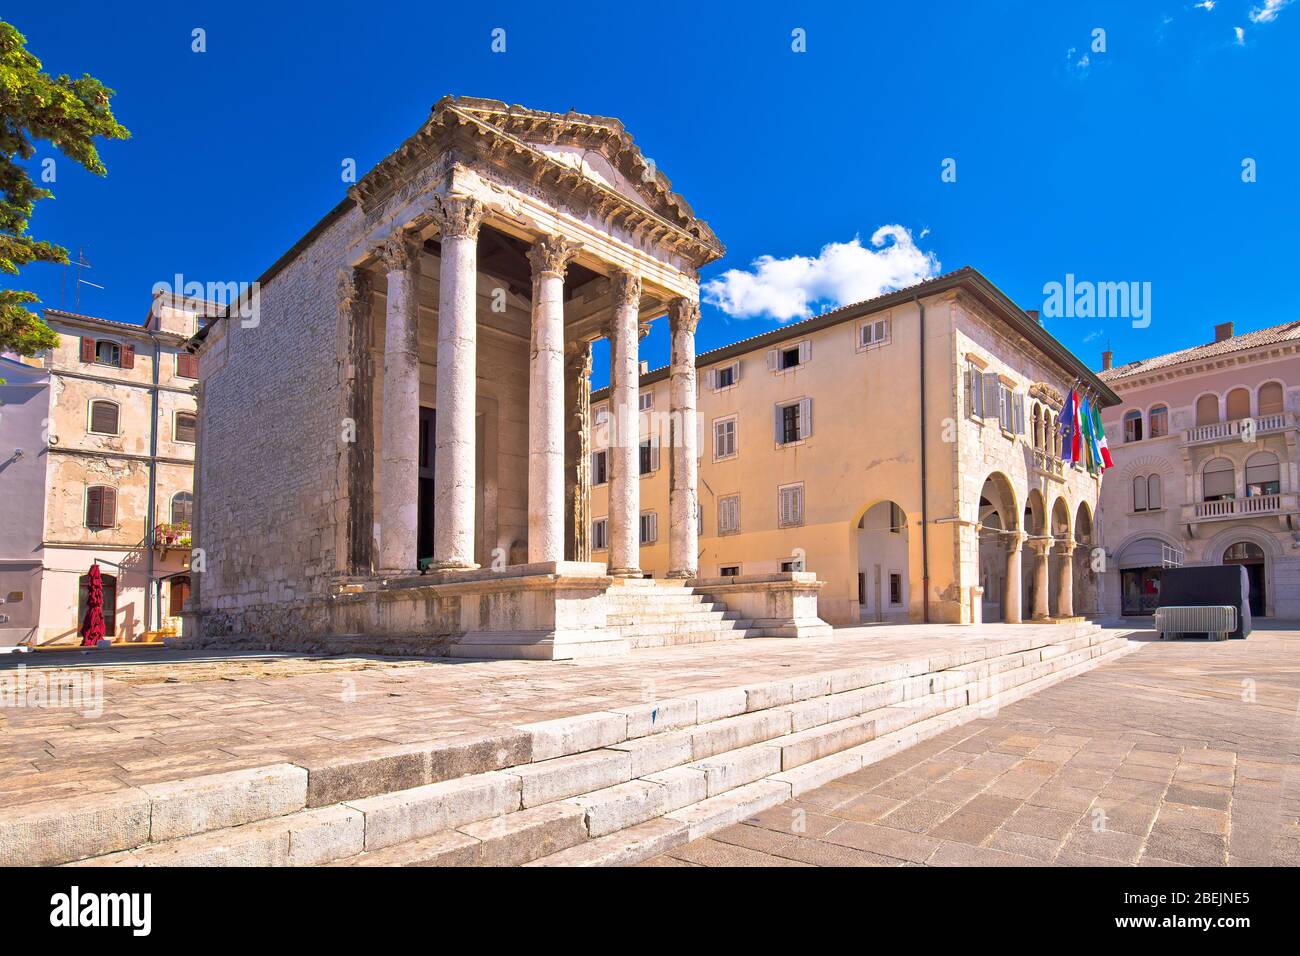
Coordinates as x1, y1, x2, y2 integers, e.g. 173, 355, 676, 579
330, 829, 481, 867
641, 765, 709, 812
143, 763, 308, 842
0, 790, 152, 866
299, 741, 430, 807
782, 697, 831, 732
691, 743, 782, 797
612, 697, 697, 738
772, 715, 878, 771
692, 687, 748, 723
607, 732, 693, 777
458, 802, 588, 867
772, 751, 866, 797
348, 772, 522, 850
508, 750, 632, 808
523, 817, 689, 867
520, 711, 628, 761
568, 779, 668, 837
744, 680, 795, 711
428, 730, 532, 782
286, 805, 365, 866
690, 709, 792, 760
665, 778, 793, 841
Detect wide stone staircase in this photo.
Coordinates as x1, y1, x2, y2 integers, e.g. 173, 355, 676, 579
2, 621, 1145, 868
604, 578, 757, 649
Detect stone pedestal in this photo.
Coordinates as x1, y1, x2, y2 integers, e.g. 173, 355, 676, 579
689, 572, 832, 638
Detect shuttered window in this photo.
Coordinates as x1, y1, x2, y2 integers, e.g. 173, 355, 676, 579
591, 450, 608, 485
713, 417, 737, 459
967, 361, 985, 418
639, 512, 658, 545
176, 352, 199, 379
1245, 453, 1280, 496
89, 400, 119, 435
86, 486, 117, 529
718, 495, 740, 535
175, 412, 197, 444
171, 492, 194, 525
774, 399, 811, 444
778, 483, 804, 528
591, 518, 608, 550
1203, 458, 1235, 501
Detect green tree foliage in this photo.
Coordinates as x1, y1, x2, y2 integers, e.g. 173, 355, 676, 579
0, 19, 129, 366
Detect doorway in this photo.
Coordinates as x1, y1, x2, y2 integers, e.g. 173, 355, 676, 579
418, 407, 435, 564
1223, 541, 1266, 617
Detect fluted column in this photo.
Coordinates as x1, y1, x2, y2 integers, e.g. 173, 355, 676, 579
1055, 541, 1075, 618
427, 196, 485, 570
667, 297, 700, 578
1030, 538, 1052, 620
1003, 531, 1025, 624
377, 233, 422, 572
565, 340, 594, 562
527, 234, 581, 563
607, 269, 642, 577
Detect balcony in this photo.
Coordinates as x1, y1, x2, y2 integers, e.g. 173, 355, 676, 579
1032, 448, 1065, 480
153, 522, 192, 554
1181, 412, 1294, 447
1183, 492, 1297, 524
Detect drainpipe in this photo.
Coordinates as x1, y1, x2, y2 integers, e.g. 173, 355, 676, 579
145, 331, 160, 632
915, 294, 930, 623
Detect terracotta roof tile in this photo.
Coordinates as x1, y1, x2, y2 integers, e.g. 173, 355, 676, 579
1099, 320, 1300, 382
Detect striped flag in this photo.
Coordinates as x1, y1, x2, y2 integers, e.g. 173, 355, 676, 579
1091, 401, 1114, 469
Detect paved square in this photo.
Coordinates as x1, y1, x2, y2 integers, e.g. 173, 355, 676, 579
644, 626, 1300, 867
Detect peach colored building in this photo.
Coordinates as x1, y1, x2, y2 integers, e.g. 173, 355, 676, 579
5, 294, 213, 645
1097, 320, 1300, 620
590, 267, 1119, 626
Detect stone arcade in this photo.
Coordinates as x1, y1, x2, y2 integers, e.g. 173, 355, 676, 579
188, 97, 828, 659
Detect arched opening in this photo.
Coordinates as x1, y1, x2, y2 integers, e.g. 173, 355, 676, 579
1148, 404, 1168, 438
1032, 404, 1042, 450
1202, 457, 1235, 502
1117, 536, 1175, 616
977, 473, 1019, 623
1245, 452, 1280, 498
1073, 502, 1096, 616
1226, 387, 1251, 422
1195, 394, 1219, 426
1122, 409, 1143, 443
1048, 497, 1072, 617
1223, 541, 1266, 617
855, 501, 909, 623
1258, 381, 1284, 417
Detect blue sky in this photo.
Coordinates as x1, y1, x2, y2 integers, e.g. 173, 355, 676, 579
8, 1, 1297, 387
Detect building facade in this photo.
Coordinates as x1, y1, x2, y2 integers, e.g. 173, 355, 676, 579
1098, 320, 1300, 620
3, 295, 207, 646
0, 357, 50, 647
590, 268, 1118, 626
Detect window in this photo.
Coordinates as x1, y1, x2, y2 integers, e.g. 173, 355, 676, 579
889, 572, 903, 607
996, 383, 1024, 435
778, 483, 804, 528
1195, 394, 1220, 426
175, 412, 197, 444
1245, 452, 1280, 497
638, 392, 654, 412
1203, 457, 1235, 501
79, 337, 134, 370
639, 439, 659, 475
967, 361, 986, 418
781, 557, 804, 572
713, 416, 737, 460
639, 512, 658, 545
780, 347, 801, 370
1133, 476, 1147, 511
1032, 404, 1043, 449
1123, 410, 1143, 443
591, 518, 608, 550
710, 362, 739, 390
1148, 405, 1168, 438
775, 399, 811, 445
1135, 475, 1162, 512
769, 341, 810, 372
591, 450, 608, 485
1259, 382, 1284, 416
176, 352, 199, 379
86, 486, 117, 529
858, 317, 890, 349
89, 400, 119, 435
171, 492, 194, 525
78, 572, 117, 638
96, 341, 121, 367
889, 502, 905, 532
718, 495, 740, 535
1147, 475, 1162, 511
1226, 387, 1251, 422
719, 565, 741, 577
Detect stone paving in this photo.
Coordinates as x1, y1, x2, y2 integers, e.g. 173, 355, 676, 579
642, 626, 1300, 867
0, 623, 1091, 812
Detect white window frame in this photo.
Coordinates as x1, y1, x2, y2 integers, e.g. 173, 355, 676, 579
778, 482, 805, 529
639, 437, 660, 476
966, 357, 988, 420
718, 494, 741, 536
768, 340, 811, 374
775, 397, 812, 447
591, 449, 608, 486
591, 517, 608, 551
718, 564, 742, 577
638, 391, 654, 412
713, 415, 738, 461
639, 511, 658, 545
709, 361, 741, 391
857, 314, 892, 352
94, 339, 123, 368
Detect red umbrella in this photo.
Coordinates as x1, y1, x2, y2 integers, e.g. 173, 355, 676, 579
80, 564, 106, 646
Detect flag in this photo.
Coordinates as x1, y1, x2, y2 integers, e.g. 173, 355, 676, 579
1081, 395, 1103, 474
1092, 401, 1114, 469
1070, 389, 1083, 463
1060, 390, 1075, 463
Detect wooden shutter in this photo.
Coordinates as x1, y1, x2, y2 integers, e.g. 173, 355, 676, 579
707, 368, 716, 389
799, 341, 811, 364
176, 413, 197, 443
981, 373, 1000, 419
177, 352, 198, 379
731, 360, 741, 383
766, 349, 779, 371
1133, 477, 1147, 511
774, 404, 784, 442
120, 343, 135, 370
649, 435, 661, 471
798, 398, 812, 439
1013, 393, 1025, 435
90, 401, 118, 434
80, 337, 96, 363
87, 486, 116, 528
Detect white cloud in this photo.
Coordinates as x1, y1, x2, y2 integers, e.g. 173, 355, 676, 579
701, 226, 940, 322
1194, 1, 1215, 11
1234, 25, 1246, 43
1249, 0, 1291, 22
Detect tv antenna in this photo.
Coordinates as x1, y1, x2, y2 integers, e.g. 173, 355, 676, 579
60, 248, 103, 311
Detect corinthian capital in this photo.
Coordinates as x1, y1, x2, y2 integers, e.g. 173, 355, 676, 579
376, 232, 421, 273
668, 297, 700, 334
528, 234, 581, 279
428, 195, 486, 240
611, 269, 642, 309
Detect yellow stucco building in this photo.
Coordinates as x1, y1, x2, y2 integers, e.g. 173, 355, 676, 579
591, 267, 1119, 626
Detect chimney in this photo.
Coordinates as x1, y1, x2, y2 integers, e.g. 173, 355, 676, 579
639, 360, 649, 375
1101, 350, 1113, 371
1214, 321, 1234, 343
1025, 309, 1040, 324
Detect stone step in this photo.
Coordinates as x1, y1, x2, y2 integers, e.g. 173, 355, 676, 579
34, 625, 1139, 867
626, 628, 753, 649
605, 608, 739, 627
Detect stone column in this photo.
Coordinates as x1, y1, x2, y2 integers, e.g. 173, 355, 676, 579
564, 340, 594, 562
667, 297, 700, 579
377, 233, 422, 573
1055, 541, 1075, 618
607, 269, 642, 577
428, 195, 485, 570
1003, 531, 1025, 624
1030, 538, 1052, 620
527, 234, 581, 564
339, 267, 375, 575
